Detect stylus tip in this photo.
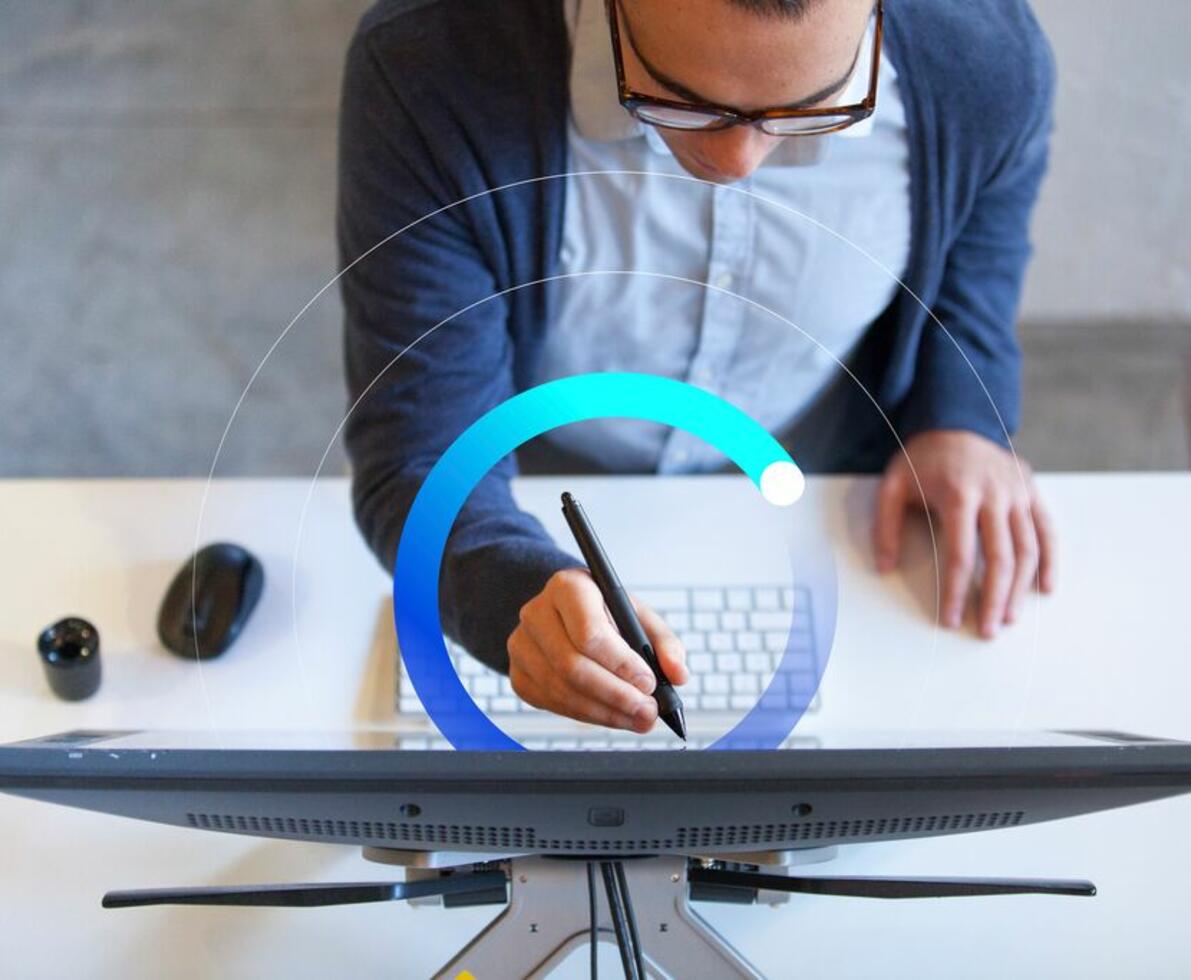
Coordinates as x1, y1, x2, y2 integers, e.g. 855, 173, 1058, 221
661, 708, 686, 741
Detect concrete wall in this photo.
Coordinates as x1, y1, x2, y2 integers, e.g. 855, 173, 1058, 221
1024, 0, 1191, 322
1, 0, 1188, 477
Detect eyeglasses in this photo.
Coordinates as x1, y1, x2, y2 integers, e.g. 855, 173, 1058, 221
608, 0, 883, 137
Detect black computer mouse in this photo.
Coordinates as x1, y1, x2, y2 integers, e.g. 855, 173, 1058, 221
157, 542, 264, 659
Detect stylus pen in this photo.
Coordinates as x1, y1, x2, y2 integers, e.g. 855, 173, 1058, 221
561, 492, 687, 740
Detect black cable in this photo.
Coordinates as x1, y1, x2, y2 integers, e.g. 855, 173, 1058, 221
613, 862, 647, 979
600, 861, 639, 979
587, 861, 599, 980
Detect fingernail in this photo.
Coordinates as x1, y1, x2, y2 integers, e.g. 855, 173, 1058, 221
632, 701, 656, 726
633, 673, 655, 693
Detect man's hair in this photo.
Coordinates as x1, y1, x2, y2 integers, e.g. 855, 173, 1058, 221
724, 0, 820, 19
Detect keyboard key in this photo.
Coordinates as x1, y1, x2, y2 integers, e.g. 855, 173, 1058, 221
491, 697, 518, 713
750, 611, 792, 631
716, 652, 742, 673
692, 611, 718, 631
692, 589, 724, 610
732, 673, 759, 694
399, 695, 423, 713
726, 588, 752, 610
764, 631, 788, 651
745, 653, 770, 674
680, 631, 706, 652
634, 588, 689, 610
473, 676, 498, 697
721, 611, 746, 631
702, 694, 729, 710
730, 694, 755, 710
755, 588, 781, 609
664, 611, 690, 631
689, 652, 713, 673
704, 674, 730, 694
737, 631, 761, 651
709, 632, 734, 652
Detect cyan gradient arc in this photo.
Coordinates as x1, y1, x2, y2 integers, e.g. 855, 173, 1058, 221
394, 372, 797, 751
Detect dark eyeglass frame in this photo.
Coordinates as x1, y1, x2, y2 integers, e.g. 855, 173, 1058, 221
607, 0, 884, 137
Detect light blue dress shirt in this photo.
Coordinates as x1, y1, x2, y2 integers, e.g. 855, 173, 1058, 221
533, 0, 912, 473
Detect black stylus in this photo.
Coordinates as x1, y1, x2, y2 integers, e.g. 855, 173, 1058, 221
561, 492, 687, 741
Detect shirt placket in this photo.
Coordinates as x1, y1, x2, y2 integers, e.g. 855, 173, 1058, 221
657, 181, 754, 473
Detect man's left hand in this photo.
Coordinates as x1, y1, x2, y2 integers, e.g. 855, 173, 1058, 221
873, 429, 1055, 638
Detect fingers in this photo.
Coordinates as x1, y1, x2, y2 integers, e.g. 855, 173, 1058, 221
509, 637, 655, 733
976, 502, 1014, 638
1005, 504, 1040, 624
510, 613, 657, 732
940, 492, 979, 629
874, 463, 909, 573
550, 573, 656, 694
631, 597, 688, 685
506, 570, 662, 733
1030, 487, 1057, 593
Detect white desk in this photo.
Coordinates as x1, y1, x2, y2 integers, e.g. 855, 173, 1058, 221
1, 474, 1188, 978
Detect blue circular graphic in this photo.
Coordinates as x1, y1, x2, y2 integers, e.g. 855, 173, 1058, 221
393, 372, 833, 750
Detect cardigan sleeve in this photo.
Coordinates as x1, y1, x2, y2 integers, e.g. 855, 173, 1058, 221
898, 31, 1056, 449
337, 28, 578, 672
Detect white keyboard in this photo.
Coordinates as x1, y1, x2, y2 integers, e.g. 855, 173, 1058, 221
397, 583, 821, 734
393, 733, 821, 751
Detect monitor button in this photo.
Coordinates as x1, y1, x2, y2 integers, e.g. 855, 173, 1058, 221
587, 806, 625, 827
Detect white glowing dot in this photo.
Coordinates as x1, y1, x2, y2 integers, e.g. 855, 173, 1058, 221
760, 461, 805, 507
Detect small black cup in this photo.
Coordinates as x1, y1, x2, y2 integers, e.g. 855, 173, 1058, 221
37, 617, 102, 701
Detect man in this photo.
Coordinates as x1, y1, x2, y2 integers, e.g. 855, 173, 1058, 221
338, 0, 1056, 735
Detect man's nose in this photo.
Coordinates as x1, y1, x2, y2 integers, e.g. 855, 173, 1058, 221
698, 127, 777, 181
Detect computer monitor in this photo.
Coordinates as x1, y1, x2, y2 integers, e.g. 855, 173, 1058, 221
2, 728, 1190, 857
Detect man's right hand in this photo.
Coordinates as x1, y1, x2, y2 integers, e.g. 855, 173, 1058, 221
507, 568, 688, 733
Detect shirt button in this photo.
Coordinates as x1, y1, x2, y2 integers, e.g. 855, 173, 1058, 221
713, 271, 734, 291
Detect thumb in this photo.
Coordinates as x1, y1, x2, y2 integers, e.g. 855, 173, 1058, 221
874, 463, 909, 573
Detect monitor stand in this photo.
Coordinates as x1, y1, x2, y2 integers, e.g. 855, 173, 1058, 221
363, 846, 839, 980
101, 846, 1095, 979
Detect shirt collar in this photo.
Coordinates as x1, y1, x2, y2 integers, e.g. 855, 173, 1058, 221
566, 0, 890, 167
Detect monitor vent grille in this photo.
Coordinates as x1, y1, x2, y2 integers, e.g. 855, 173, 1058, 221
185, 809, 1024, 852
675, 810, 1025, 849
186, 813, 537, 849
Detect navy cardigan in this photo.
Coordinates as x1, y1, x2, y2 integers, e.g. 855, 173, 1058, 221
336, 0, 1055, 671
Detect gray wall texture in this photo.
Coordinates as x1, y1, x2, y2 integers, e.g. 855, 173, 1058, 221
1, 0, 1188, 478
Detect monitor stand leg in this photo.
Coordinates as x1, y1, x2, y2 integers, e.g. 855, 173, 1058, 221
431, 855, 763, 980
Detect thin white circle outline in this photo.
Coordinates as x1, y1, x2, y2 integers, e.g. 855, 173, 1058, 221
189, 168, 1044, 734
